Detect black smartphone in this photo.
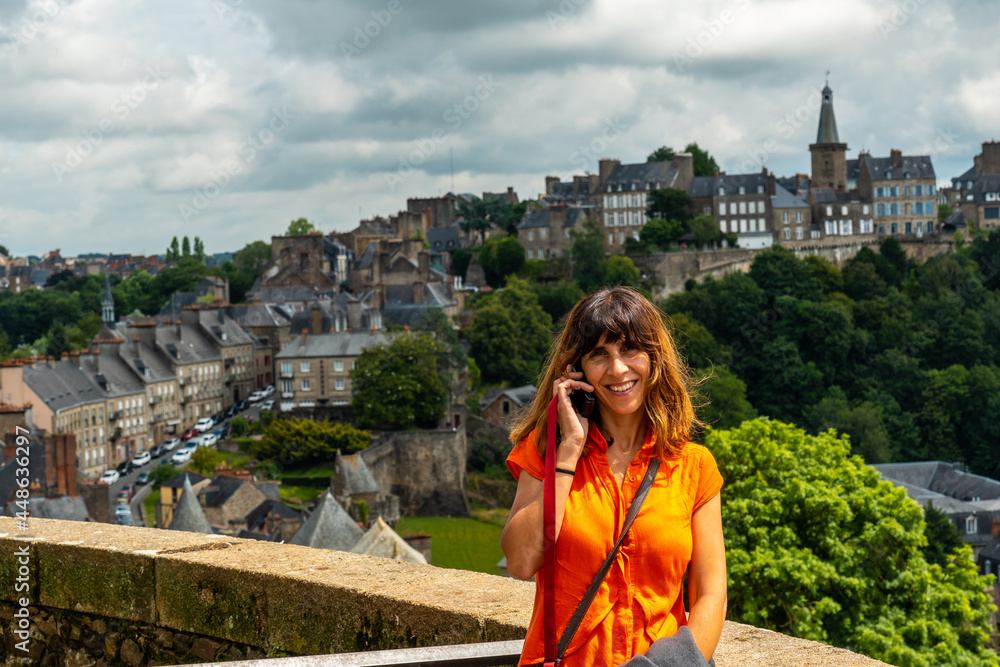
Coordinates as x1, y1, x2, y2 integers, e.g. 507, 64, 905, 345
570, 362, 596, 419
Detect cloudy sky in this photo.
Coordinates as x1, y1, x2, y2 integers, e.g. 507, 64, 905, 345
1, 0, 997, 258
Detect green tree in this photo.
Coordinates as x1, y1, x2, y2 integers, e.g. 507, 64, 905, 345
938, 202, 953, 224
352, 334, 448, 429
646, 146, 675, 162
193, 237, 205, 263
570, 218, 607, 293
879, 236, 909, 280
449, 248, 473, 280
696, 365, 757, 430
683, 142, 719, 177
0, 244, 9, 258
922, 501, 964, 569
529, 280, 584, 323
604, 256, 641, 288
645, 188, 692, 224
478, 236, 526, 289
166, 237, 180, 262
467, 302, 523, 384
842, 260, 887, 301
749, 245, 821, 303
0, 325, 11, 358
804, 386, 894, 463
640, 218, 683, 249
712, 418, 997, 666
149, 463, 178, 488
287, 217, 319, 236
182, 236, 191, 257
249, 418, 371, 465
44, 320, 70, 360
190, 447, 224, 476
229, 416, 249, 437
969, 229, 1000, 290
688, 214, 720, 249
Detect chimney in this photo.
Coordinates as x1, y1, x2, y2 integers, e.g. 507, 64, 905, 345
981, 141, 1000, 176
413, 282, 425, 305
300, 328, 307, 346
133, 337, 141, 357
310, 305, 323, 335
347, 300, 362, 330
373, 285, 385, 310
598, 158, 620, 189
673, 153, 694, 191
890, 149, 903, 170
418, 251, 430, 282
46, 357, 55, 369
175, 318, 182, 339
545, 176, 559, 194
767, 172, 776, 196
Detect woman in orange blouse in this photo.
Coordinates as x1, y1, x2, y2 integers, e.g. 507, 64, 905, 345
501, 287, 726, 666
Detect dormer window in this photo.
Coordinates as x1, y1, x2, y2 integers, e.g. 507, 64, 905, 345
757, 185, 764, 193
718, 187, 725, 196
886, 170, 892, 179
966, 516, 978, 534
631, 182, 637, 190
738, 186, 746, 195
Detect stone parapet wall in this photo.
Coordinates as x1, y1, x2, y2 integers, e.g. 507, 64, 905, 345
0, 518, 887, 666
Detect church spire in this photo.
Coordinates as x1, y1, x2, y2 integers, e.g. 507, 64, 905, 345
816, 81, 840, 144
101, 274, 115, 325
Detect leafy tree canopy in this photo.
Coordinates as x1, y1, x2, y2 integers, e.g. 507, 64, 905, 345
712, 418, 997, 666
640, 218, 683, 249
352, 334, 448, 430
449, 247, 473, 280
250, 418, 371, 465
479, 236, 526, 289
570, 217, 607, 293
645, 188, 692, 224
683, 142, 719, 177
646, 146, 675, 162
604, 255, 641, 288
468, 277, 553, 385
287, 217, 320, 236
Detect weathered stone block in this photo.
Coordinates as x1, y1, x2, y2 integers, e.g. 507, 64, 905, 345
119, 638, 142, 667
188, 637, 221, 661
37, 545, 155, 623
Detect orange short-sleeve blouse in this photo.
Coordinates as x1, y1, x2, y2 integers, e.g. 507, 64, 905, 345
506, 423, 723, 666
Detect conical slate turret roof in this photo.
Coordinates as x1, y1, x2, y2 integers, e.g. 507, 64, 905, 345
168, 476, 213, 534
289, 490, 363, 551
815, 84, 841, 144
338, 451, 380, 496
350, 516, 427, 564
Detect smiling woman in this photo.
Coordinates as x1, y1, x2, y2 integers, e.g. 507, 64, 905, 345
501, 287, 726, 667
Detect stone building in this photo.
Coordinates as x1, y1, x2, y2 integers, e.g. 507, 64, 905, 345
480, 385, 536, 430
688, 170, 773, 249
157, 470, 210, 529
770, 183, 814, 245
950, 141, 1000, 232
261, 234, 335, 290
809, 84, 849, 191
851, 150, 936, 237
517, 203, 593, 260
598, 154, 695, 251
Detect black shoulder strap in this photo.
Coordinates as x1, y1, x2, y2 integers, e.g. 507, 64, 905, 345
556, 458, 662, 660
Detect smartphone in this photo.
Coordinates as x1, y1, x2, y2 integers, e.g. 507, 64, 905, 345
570, 362, 596, 419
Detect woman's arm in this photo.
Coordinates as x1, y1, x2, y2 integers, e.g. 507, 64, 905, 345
686, 492, 727, 661
500, 366, 592, 581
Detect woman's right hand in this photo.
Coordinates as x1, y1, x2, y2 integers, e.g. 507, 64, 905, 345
552, 364, 594, 469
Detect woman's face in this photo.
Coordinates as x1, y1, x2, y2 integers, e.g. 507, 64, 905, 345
579, 336, 651, 418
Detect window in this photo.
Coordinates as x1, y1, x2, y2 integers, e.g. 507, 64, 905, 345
967, 516, 978, 534
927, 221, 934, 233
608, 232, 614, 245
795, 227, 803, 240
757, 185, 764, 194
795, 211, 802, 223
528, 230, 534, 241
914, 185, 922, 196
825, 220, 835, 235
913, 202, 922, 214
719, 220, 727, 233
841, 220, 852, 235
891, 222, 898, 234
748, 202, 756, 214
301, 379, 311, 391
878, 223, 885, 235
718, 203, 725, 216
300, 362, 310, 373
841, 206, 848, 215
730, 203, 738, 215
826, 206, 833, 216
718, 187, 725, 196
618, 231, 624, 244
875, 187, 883, 198
526, 248, 534, 260
782, 212, 789, 224
739, 202, 746, 214
783, 228, 791, 240
916, 221, 924, 234
890, 203, 899, 215
929, 185, 935, 195
811, 229, 820, 239
335, 378, 345, 391
738, 186, 745, 195
334, 360, 344, 372
280, 380, 293, 394
985, 207, 1000, 220
739, 219, 747, 232
540, 228, 547, 240
904, 186, 910, 196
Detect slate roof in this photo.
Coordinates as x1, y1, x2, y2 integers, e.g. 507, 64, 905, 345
158, 292, 199, 315
79, 350, 146, 397
481, 384, 537, 411
276, 331, 399, 359
815, 85, 840, 144
237, 529, 281, 542
604, 160, 678, 192
337, 452, 380, 496
771, 184, 810, 209
289, 490, 363, 551
874, 462, 1000, 502
350, 516, 427, 564
14, 496, 89, 521
426, 228, 460, 253
688, 173, 768, 198
811, 188, 838, 203
943, 210, 967, 229
116, 326, 176, 383
244, 498, 301, 532
168, 476, 214, 534
199, 310, 255, 348
951, 165, 976, 188
687, 176, 716, 199
155, 322, 220, 366
224, 303, 293, 329
22, 361, 105, 415
161, 470, 209, 489
968, 174, 1000, 204
518, 208, 549, 229
248, 285, 334, 303
860, 156, 935, 181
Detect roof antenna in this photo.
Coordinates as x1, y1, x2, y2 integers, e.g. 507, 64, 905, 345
450, 147, 455, 194
825, 70, 830, 86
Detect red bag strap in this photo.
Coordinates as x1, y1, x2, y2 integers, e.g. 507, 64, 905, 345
543, 396, 559, 665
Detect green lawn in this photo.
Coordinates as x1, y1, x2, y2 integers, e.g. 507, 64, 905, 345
395, 517, 504, 575
143, 489, 160, 528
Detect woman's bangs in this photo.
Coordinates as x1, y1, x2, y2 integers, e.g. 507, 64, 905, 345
573, 292, 653, 358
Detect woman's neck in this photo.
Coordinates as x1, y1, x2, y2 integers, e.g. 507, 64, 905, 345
598, 410, 647, 456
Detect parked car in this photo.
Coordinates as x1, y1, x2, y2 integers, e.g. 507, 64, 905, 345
260, 399, 274, 411
262, 384, 275, 396
212, 426, 229, 440
236, 399, 249, 412
248, 390, 266, 403
194, 417, 215, 433
135, 471, 150, 486
199, 433, 218, 448
115, 460, 134, 475
224, 405, 236, 419
150, 445, 166, 459
180, 428, 200, 441
163, 437, 182, 451
115, 506, 133, 527
171, 447, 195, 464
99, 470, 120, 485
131, 451, 151, 467
118, 484, 134, 501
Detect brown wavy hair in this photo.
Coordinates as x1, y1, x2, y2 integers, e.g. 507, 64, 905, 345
509, 287, 699, 460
